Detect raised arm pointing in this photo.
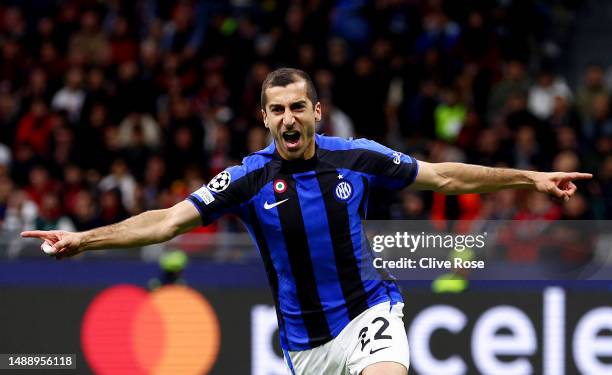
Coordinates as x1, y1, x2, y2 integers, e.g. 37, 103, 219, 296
21, 200, 201, 259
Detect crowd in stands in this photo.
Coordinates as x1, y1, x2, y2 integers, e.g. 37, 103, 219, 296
0, 0, 609, 257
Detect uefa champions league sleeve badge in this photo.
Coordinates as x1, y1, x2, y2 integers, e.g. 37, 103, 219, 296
207, 171, 231, 192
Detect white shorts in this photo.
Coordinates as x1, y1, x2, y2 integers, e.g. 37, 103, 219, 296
286, 301, 410, 375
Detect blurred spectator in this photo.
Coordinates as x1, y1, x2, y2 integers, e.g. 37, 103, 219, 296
68, 10, 110, 66
513, 126, 544, 170
582, 93, 612, 145
108, 14, 138, 65
21, 67, 52, 110
112, 61, 148, 122
0, 88, 19, 145
118, 112, 161, 149
3, 190, 38, 232
29, 17, 58, 57
392, 190, 429, 220
553, 151, 580, 173
15, 99, 54, 157
1, 6, 26, 41
480, 190, 518, 220
24, 166, 59, 208
345, 56, 387, 139
469, 128, 510, 167
0, 176, 14, 223
317, 95, 355, 139
160, 1, 206, 61
99, 188, 129, 226
98, 159, 137, 213
549, 95, 580, 131
415, 7, 461, 55
50, 123, 77, 172
70, 190, 101, 231
576, 64, 608, 121
62, 164, 85, 215
0, 142, 11, 171
142, 155, 168, 210
528, 70, 572, 120
561, 192, 591, 220
80, 68, 111, 124
38, 42, 65, 84
434, 86, 466, 143
120, 123, 153, 180
76, 103, 114, 171
51, 68, 85, 123
0, 37, 26, 87
35, 192, 75, 231
400, 79, 438, 139
595, 156, 612, 219
515, 191, 562, 221
165, 97, 205, 180
489, 60, 530, 120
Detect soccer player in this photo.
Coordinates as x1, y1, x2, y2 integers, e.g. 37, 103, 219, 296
22, 68, 591, 375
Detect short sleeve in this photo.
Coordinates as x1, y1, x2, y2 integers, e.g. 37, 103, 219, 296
351, 138, 419, 190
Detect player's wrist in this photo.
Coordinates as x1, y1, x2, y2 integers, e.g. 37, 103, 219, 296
77, 231, 92, 251
519, 170, 539, 190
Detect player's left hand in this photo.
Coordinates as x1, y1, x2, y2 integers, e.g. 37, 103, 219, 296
533, 172, 593, 202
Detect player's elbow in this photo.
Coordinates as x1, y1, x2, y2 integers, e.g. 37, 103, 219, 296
436, 176, 455, 193
153, 209, 182, 242
431, 166, 456, 193
431, 164, 474, 194
165, 218, 183, 241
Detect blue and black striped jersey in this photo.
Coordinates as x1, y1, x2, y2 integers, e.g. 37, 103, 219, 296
187, 134, 419, 351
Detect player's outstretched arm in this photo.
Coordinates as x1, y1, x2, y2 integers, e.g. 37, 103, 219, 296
20, 200, 201, 259
411, 161, 592, 200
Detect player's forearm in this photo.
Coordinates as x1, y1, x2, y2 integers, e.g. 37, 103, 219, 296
433, 162, 537, 194
79, 209, 177, 250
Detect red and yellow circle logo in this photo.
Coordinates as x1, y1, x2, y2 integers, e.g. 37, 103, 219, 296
81, 284, 220, 375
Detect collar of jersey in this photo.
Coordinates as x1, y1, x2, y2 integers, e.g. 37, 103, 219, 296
268, 139, 320, 174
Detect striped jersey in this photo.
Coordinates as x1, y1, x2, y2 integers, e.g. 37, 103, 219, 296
187, 134, 419, 351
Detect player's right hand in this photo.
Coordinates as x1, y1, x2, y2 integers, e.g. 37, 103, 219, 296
20, 230, 85, 259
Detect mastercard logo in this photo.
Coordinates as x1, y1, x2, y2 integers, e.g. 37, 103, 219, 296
81, 284, 220, 375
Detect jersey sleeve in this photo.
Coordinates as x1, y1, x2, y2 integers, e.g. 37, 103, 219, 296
352, 138, 419, 190
186, 164, 251, 226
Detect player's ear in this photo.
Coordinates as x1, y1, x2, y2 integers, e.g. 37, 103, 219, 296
261, 109, 269, 128
314, 101, 321, 122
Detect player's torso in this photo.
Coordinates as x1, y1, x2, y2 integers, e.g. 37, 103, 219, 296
251, 163, 367, 248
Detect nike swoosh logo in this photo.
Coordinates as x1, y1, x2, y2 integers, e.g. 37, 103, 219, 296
264, 199, 289, 210
369, 346, 391, 354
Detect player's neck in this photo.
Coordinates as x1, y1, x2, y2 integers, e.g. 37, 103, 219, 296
275, 138, 316, 161
276, 143, 318, 174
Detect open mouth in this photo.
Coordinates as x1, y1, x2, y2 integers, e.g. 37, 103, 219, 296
282, 130, 301, 148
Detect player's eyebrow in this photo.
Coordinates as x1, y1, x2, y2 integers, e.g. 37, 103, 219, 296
290, 101, 307, 109
268, 100, 307, 111
268, 103, 284, 111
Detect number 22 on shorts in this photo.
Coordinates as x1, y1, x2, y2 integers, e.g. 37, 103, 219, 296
358, 317, 393, 354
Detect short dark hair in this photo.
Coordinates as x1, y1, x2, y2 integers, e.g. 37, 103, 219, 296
260, 68, 319, 109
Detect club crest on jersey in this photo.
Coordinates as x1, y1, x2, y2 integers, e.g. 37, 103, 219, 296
273, 179, 287, 193
334, 180, 353, 202
208, 171, 231, 192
